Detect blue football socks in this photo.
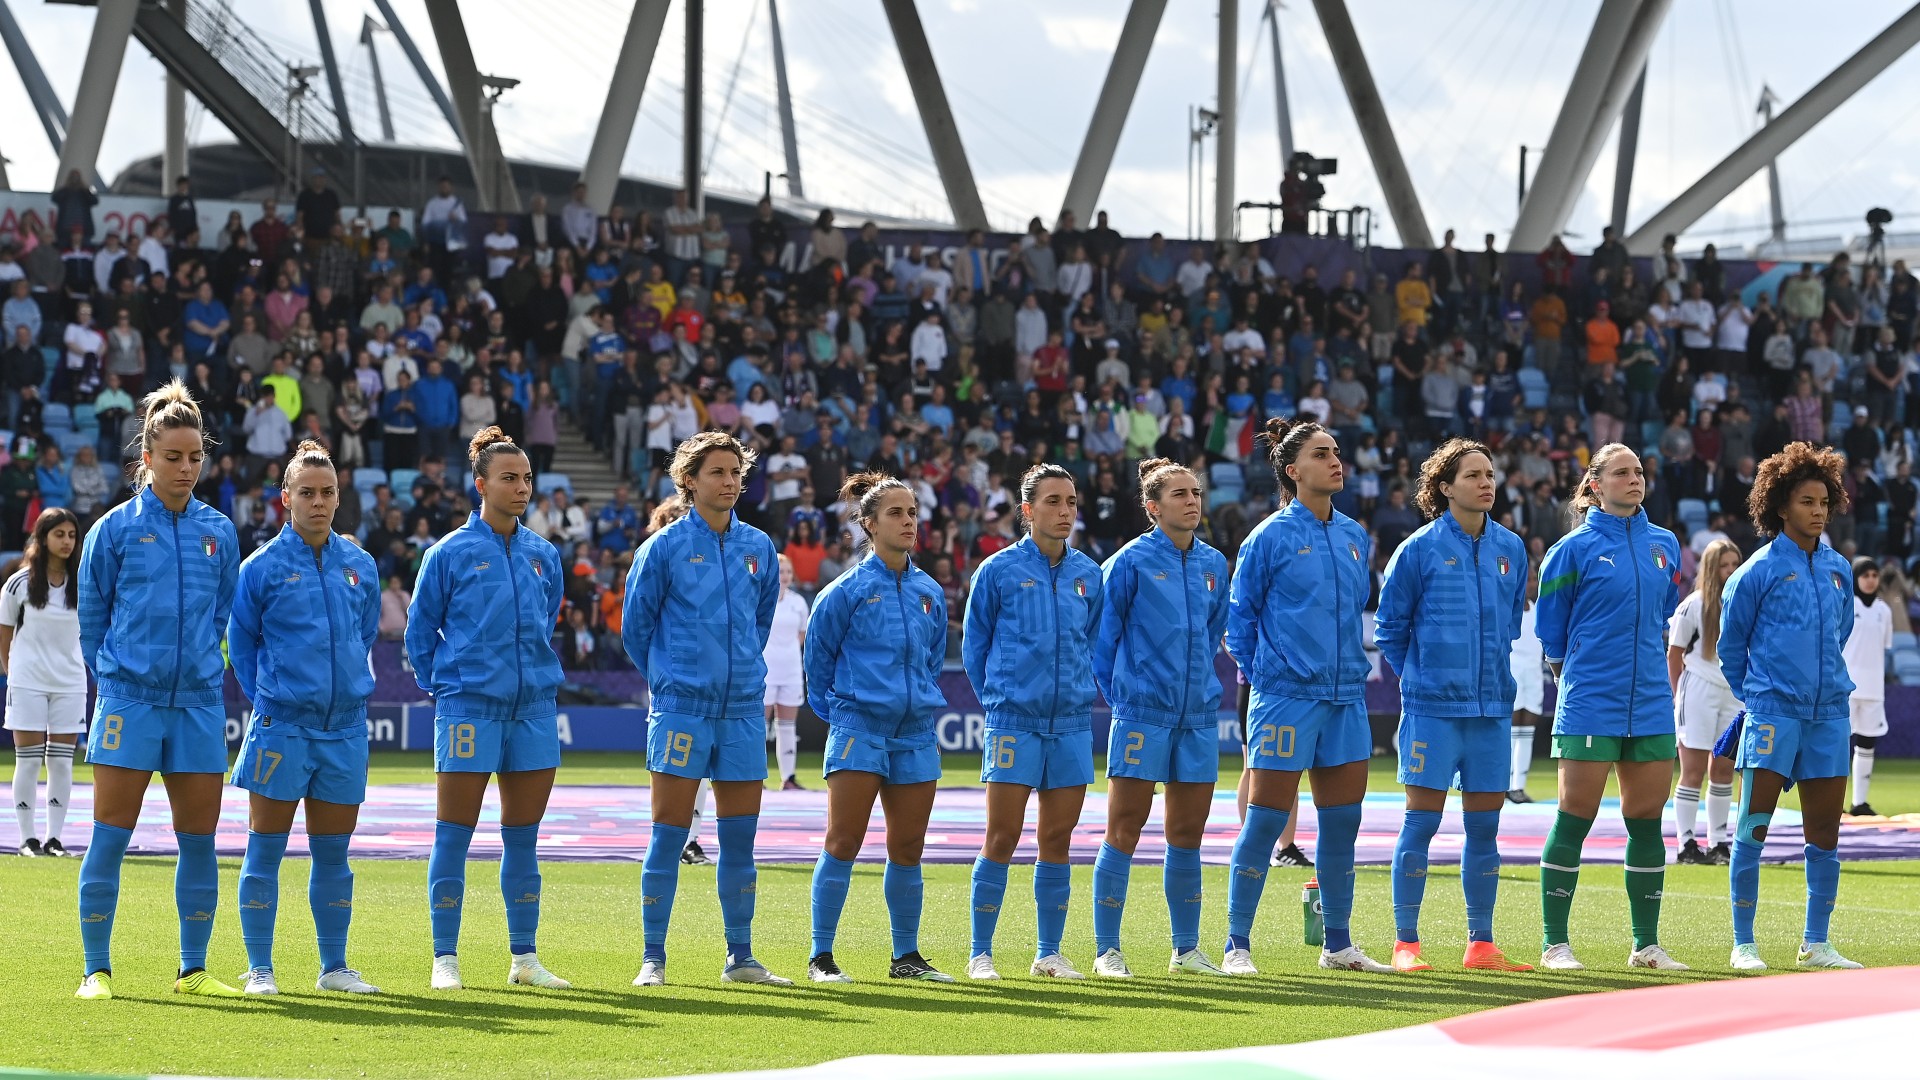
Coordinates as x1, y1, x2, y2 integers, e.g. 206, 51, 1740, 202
1460, 809, 1502, 944
428, 820, 473, 956
883, 861, 924, 958
500, 824, 541, 955
1226, 802, 1290, 948
1033, 860, 1070, 959
716, 815, 759, 961
1392, 809, 1441, 944
809, 851, 853, 956
1731, 773, 1771, 947
1091, 843, 1130, 954
174, 831, 219, 973
307, 833, 354, 973
641, 822, 688, 964
1163, 843, 1203, 952
1317, 803, 1362, 954
969, 856, 1009, 956
238, 830, 289, 971
77, 821, 133, 976
1804, 842, 1839, 945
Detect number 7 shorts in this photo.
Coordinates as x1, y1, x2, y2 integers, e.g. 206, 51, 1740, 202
231, 716, 370, 805
647, 711, 769, 782
85, 695, 229, 775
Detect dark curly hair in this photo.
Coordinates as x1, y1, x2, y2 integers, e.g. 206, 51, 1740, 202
1748, 441, 1848, 538
1259, 415, 1332, 501
1414, 438, 1493, 520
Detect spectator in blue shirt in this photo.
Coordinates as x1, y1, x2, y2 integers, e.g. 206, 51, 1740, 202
1160, 356, 1197, 414
1134, 233, 1175, 300
412, 359, 460, 463
402, 266, 447, 311
921, 384, 955, 435
3, 280, 41, 343
183, 281, 229, 358
595, 485, 641, 551
35, 444, 71, 509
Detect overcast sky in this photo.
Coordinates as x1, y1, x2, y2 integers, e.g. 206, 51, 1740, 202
5, 0, 1920, 252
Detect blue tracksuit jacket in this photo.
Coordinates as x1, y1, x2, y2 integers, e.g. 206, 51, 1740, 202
962, 536, 1103, 734
1093, 528, 1231, 729
78, 486, 240, 708
1535, 506, 1682, 737
1374, 512, 1528, 717
1718, 533, 1856, 722
405, 512, 564, 721
621, 509, 779, 718
1225, 501, 1372, 703
228, 526, 380, 731
804, 553, 947, 738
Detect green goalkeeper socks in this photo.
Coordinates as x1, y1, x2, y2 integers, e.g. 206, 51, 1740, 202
1540, 810, 1593, 950
1623, 816, 1667, 951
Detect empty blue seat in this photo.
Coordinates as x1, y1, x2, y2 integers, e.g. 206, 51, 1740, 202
537, 472, 572, 496
41, 403, 70, 431
389, 468, 421, 496
1517, 367, 1550, 410
354, 467, 387, 492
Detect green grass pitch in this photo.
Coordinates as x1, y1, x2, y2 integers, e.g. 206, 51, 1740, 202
1, 753, 1917, 1079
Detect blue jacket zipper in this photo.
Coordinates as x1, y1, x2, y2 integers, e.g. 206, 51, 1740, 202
894, 567, 912, 729
315, 542, 339, 725
1626, 516, 1639, 737
502, 529, 524, 708
1810, 548, 1825, 710
169, 509, 183, 708
1180, 545, 1193, 722
720, 531, 733, 717
1322, 518, 1339, 697
1048, 553, 1061, 734
1471, 532, 1484, 709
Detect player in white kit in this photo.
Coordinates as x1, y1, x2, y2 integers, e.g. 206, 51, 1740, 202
4, 509, 85, 857
1508, 562, 1544, 803
1666, 538, 1744, 864
1843, 556, 1893, 816
763, 555, 809, 790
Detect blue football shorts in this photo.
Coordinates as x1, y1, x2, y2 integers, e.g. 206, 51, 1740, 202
648, 711, 768, 782
231, 716, 369, 805
980, 727, 1094, 790
1107, 719, 1220, 785
434, 712, 562, 774
1396, 712, 1509, 793
85, 695, 229, 775
824, 726, 942, 785
1738, 712, 1850, 783
1245, 690, 1370, 771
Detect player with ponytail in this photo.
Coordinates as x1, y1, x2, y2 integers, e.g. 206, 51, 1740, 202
406, 426, 571, 991
1666, 537, 1745, 864
75, 381, 241, 999
1533, 443, 1687, 971
228, 440, 382, 994
1222, 417, 1390, 974
961, 463, 1103, 980
1088, 458, 1232, 978
802, 472, 952, 983
622, 430, 789, 987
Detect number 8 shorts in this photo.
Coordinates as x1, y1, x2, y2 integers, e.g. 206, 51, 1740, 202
85, 695, 229, 775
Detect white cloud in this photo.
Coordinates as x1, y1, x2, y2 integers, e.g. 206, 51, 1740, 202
1040, 15, 1122, 54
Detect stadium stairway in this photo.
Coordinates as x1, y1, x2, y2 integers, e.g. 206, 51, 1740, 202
550, 417, 624, 507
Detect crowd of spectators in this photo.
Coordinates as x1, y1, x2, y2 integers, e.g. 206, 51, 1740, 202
7, 166, 1920, 669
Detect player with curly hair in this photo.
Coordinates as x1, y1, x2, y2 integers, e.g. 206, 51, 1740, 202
1718, 442, 1862, 970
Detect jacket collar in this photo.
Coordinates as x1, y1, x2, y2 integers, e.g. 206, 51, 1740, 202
859, 551, 918, 582
274, 523, 342, 559
1583, 505, 1645, 536
138, 485, 199, 517
1439, 509, 1489, 545
1277, 498, 1336, 528
1767, 532, 1824, 562
684, 506, 739, 541
1013, 533, 1069, 569
461, 510, 523, 541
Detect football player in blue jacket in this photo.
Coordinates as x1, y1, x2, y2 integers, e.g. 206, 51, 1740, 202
406, 428, 571, 991
1224, 417, 1389, 974
961, 463, 1104, 980
1089, 458, 1232, 978
803, 473, 951, 984
74, 382, 241, 1001
1534, 443, 1688, 972
622, 431, 789, 987
1718, 443, 1862, 971
228, 441, 382, 996
1374, 440, 1532, 973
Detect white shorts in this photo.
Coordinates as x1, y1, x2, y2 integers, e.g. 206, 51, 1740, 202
3, 687, 88, 734
1512, 669, 1544, 715
1676, 671, 1741, 751
763, 681, 802, 710
1850, 697, 1888, 738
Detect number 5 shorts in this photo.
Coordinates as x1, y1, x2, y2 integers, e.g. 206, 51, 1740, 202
434, 712, 563, 774
1395, 712, 1509, 793
230, 716, 370, 805
85, 694, 229, 775
1245, 690, 1370, 772
646, 711, 769, 782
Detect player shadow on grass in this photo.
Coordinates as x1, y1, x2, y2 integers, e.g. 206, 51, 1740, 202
139, 987, 838, 1029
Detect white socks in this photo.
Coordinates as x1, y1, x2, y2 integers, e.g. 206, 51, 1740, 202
1674, 784, 1701, 844
773, 720, 798, 781
1706, 781, 1733, 846
691, 778, 710, 833
1852, 748, 1875, 807
44, 741, 73, 842
11, 743, 43, 841
1509, 725, 1535, 791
